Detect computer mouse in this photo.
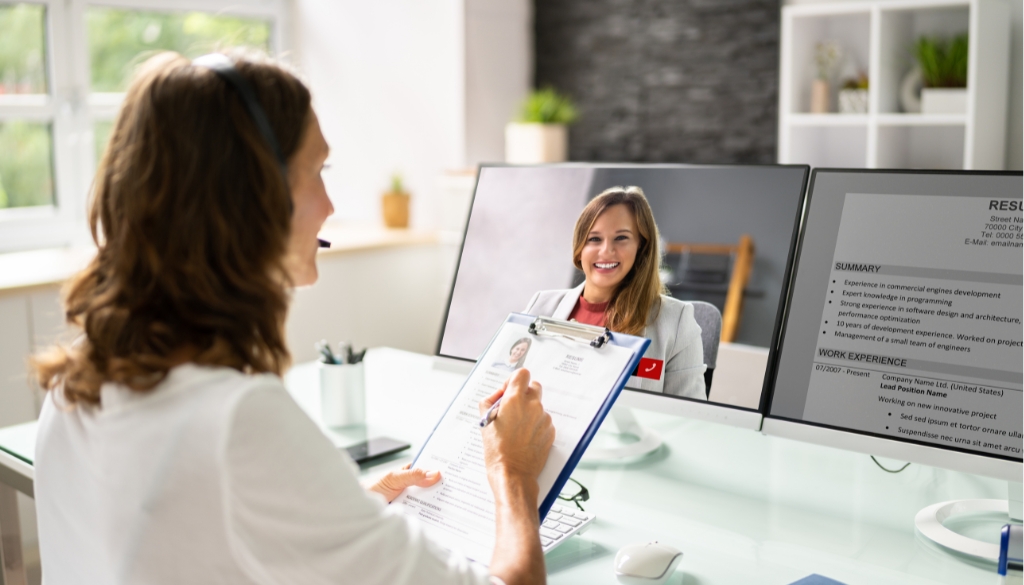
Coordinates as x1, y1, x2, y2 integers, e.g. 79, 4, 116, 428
613, 541, 683, 585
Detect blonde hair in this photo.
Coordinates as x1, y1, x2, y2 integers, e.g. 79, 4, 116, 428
571, 186, 666, 336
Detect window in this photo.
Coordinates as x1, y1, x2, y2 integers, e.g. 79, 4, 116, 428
0, 4, 53, 212
87, 7, 272, 157
0, 0, 285, 252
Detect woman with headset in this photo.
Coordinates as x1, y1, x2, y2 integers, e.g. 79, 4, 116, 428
524, 186, 706, 399
32, 52, 552, 585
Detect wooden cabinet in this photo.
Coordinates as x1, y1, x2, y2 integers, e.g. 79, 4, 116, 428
0, 296, 36, 427
0, 288, 70, 427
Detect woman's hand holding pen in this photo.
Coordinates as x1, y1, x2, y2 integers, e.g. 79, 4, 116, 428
479, 369, 555, 487
479, 368, 554, 585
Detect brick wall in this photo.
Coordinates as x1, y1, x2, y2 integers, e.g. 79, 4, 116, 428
535, 0, 780, 164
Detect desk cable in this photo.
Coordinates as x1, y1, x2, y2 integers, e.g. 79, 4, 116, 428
871, 455, 911, 473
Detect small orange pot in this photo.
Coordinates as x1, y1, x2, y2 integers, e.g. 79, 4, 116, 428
382, 192, 410, 228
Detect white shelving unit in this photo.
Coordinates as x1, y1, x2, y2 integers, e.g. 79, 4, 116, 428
778, 0, 1012, 170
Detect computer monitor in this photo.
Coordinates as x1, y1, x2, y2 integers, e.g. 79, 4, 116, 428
763, 169, 1022, 559
437, 163, 809, 433
765, 169, 1022, 479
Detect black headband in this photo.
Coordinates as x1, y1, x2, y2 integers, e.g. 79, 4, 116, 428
192, 53, 330, 248
192, 53, 287, 178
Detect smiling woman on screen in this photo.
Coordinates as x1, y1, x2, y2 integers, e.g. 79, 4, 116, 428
524, 186, 706, 399
30, 51, 553, 585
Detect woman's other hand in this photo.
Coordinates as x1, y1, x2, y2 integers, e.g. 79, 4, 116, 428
479, 369, 555, 484
367, 463, 441, 503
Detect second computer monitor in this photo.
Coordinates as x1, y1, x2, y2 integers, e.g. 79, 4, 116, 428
765, 169, 1022, 480
438, 163, 809, 417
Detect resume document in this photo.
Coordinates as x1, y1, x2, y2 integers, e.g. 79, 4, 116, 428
393, 321, 633, 563
802, 193, 1022, 456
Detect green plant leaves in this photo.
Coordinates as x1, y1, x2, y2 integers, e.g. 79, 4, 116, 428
518, 87, 578, 125
914, 34, 968, 88
390, 173, 405, 195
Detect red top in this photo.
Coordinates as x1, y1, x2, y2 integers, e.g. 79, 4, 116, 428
568, 295, 609, 328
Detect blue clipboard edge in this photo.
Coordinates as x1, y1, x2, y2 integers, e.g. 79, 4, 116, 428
404, 312, 651, 523
537, 327, 650, 519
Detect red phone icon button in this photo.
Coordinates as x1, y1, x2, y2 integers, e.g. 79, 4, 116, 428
633, 358, 664, 380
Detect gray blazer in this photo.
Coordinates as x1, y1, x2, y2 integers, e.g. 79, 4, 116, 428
523, 283, 707, 399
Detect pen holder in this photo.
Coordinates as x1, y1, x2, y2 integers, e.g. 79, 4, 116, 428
320, 362, 366, 428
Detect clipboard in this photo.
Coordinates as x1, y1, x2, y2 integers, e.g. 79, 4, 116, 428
404, 312, 650, 523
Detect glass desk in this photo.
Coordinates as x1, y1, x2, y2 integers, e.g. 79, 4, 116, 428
0, 347, 1007, 584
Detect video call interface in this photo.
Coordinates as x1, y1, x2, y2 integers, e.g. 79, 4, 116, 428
769, 171, 1023, 461
439, 164, 809, 409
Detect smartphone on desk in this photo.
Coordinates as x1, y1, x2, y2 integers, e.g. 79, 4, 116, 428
343, 437, 410, 465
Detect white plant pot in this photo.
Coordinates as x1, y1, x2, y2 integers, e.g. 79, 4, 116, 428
505, 123, 568, 164
920, 88, 967, 115
320, 362, 366, 428
838, 89, 868, 114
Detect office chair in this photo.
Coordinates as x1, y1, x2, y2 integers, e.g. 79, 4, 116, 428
663, 234, 754, 343
689, 301, 721, 399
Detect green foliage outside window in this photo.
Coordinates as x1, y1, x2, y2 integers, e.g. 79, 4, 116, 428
0, 5, 50, 208
0, 4, 47, 95
87, 8, 271, 92
86, 8, 271, 159
0, 122, 55, 208
0, 7, 271, 210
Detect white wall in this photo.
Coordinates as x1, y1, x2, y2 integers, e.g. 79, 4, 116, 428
290, 0, 466, 228
464, 0, 533, 165
286, 243, 460, 364
786, 0, 1023, 170
290, 0, 532, 229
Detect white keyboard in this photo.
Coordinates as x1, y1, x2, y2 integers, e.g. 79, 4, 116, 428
540, 504, 595, 553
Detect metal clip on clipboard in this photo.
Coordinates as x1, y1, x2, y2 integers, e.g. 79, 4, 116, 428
528, 316, 612, 348
526, 316, 664, 463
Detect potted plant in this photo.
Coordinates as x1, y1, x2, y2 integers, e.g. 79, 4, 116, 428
505, 87, 578, 163
838, 73, 869, 114
810, 41, 842, 114
381, 173, 409, 229
915, 34, 968, 115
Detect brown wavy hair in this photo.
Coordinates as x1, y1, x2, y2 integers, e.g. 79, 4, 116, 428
572, 186, 666, 336
32, 51, 312, 406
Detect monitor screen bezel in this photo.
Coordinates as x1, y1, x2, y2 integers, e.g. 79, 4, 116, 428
434, 162, 811, 415
762, 167, 1024, 463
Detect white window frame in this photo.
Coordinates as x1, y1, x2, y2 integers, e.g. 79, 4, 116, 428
0, 0, 288, 253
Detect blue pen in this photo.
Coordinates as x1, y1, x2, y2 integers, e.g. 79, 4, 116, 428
479, 398, 501, 428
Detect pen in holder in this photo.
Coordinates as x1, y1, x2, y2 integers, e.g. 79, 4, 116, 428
320, 361, 366, 428
316, 340, 367, 428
